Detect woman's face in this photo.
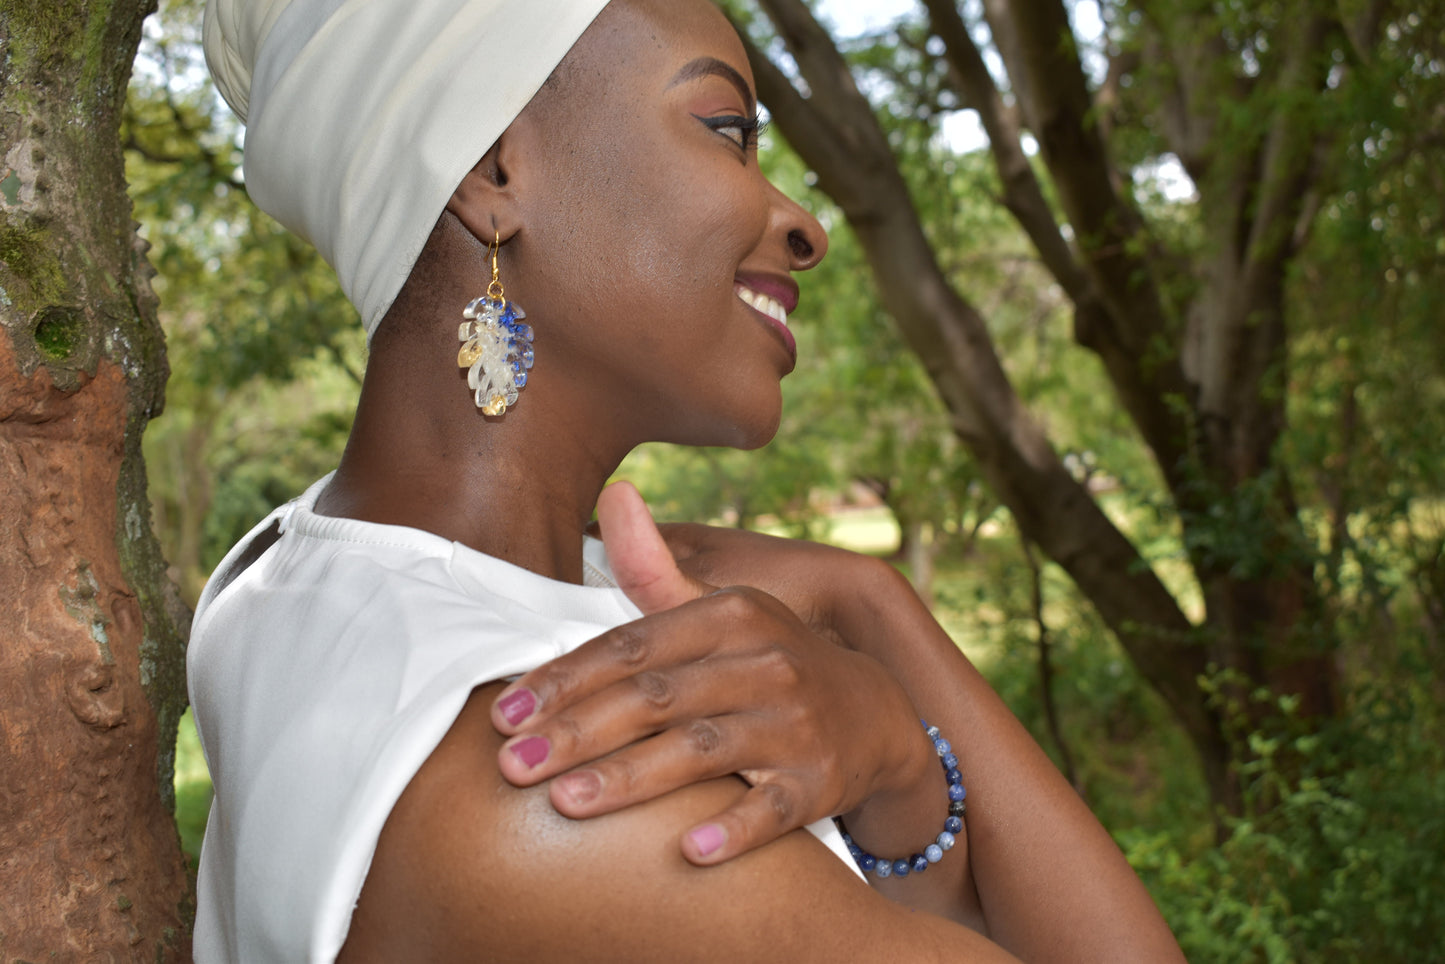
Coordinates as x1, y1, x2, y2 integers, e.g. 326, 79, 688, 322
504, 0, 828, 451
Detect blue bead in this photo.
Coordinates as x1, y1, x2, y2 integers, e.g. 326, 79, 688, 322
942, 753, 959, 769
892, 859, 910, 877
875, 860, 892, 879
947, 768, 963, 785
514, 372, 528, 388
911, 854, 930, 873
933, 738, 951, 755
925, 725, 941, 740
948, 783, 966, 802
522, 347, 535, 367
858, 854, 876, 872
925, 844, 944, 863
937, 831, 956, 851
945, 816, 963, 834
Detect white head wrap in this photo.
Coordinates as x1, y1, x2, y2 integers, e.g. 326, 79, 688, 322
203, 0, 612, 338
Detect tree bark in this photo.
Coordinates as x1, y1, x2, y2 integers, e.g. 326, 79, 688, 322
0, 0, 191, 959
745, 0, 1230, 806
743, 0, 1355, 813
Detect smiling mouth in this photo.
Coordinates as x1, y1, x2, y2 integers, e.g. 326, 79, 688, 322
736, 285, 789, 328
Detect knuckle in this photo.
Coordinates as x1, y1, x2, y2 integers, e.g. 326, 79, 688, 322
708, 586, 761, 622
607, 623, 652, 667
632, 671, 676, 714
598, 755, 641, 798
757, 782, 797, 827
550, 713, 585, 755
757, 646, 805, 689
684, 718, 724, 756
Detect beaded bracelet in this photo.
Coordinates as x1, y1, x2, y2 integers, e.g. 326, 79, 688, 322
839, 719, 966, 879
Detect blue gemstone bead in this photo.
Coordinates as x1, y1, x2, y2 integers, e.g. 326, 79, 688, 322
947, 768, 963, 785
925, 844, 944, 863
948, 783, 966, 802
875, 860, 893, 878
925, 725, 941, 739
911, 854, 930, 873
892, 859, 911, 877
933, 738, 951, 755
942, 753, 959, 769
937, 831, 956, 851
945, 816, 963, 834
522, 347, 535, 367
858, 854, 876, 872
514, 372, 528, 389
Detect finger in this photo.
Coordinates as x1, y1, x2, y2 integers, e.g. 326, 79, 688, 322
597, 481, 715, 615
491, 587, 750, 737
496, 624, 781, 787
545, 714, 743, 817
681, 780, 809, 866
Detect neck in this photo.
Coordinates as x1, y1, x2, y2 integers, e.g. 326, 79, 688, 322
314, 348, 629, 585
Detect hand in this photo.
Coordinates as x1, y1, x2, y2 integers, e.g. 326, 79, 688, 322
489, 481, 938, 866
654, 518, 920, 658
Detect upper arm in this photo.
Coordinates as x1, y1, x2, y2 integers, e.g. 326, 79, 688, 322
339, 682, 1021, 964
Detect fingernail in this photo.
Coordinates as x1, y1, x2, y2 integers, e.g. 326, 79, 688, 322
688, 824, 727, 858
557, 770, 602, 806
508, 736, 550, 769
497, 689, 537, 727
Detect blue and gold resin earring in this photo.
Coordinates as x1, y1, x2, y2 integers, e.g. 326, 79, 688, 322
458, 232, 535, 417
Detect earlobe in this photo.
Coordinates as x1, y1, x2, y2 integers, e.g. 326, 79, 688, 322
446, 139, 523, 246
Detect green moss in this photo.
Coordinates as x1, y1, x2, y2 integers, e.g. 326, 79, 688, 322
33, 305, 84, 360
0, 219, 66, 308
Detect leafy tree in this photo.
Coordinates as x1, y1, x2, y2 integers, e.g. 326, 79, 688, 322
0, 0, 189, 957
124, 0, 362, 603
729, 0, 1445, 811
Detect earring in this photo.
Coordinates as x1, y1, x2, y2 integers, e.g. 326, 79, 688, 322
458, 232, 534, 417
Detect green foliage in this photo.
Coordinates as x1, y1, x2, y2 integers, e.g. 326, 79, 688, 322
132, 0, 1445, 945
1125, 678, 1445, 962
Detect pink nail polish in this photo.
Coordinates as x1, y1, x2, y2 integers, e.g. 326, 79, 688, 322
509, 736, 550, 769
688, 824, 726, 858
498, 689, 537, 727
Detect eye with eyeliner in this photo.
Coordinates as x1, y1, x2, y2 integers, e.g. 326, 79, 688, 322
694, 113, 769, 152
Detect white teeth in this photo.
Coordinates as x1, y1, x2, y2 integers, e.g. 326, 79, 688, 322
737, 287, 789, 327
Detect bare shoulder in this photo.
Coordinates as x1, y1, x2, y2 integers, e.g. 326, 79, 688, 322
339, 682, 1018, 963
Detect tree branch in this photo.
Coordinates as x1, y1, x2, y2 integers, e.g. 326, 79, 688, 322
741, 0, 1215, 754
920, 0, 1095, 309
988, 0, 1193, 483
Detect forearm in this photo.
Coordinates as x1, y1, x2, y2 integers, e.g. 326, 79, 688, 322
833, 559, 1185, 963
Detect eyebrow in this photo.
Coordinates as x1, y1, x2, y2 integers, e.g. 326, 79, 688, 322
668, 57, 756, 113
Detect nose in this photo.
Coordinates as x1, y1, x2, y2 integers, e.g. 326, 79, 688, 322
770, 183, 828, 272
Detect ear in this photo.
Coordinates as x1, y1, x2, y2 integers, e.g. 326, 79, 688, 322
445, 132, 524, 245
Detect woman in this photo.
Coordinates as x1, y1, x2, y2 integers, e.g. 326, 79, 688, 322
193, 0, 1187, 960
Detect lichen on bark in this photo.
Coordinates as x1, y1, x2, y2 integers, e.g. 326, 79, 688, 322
0, 0, 192, 957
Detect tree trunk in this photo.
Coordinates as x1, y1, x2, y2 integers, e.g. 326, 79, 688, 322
0, 0, 191, 959
740, 0, 1354, 814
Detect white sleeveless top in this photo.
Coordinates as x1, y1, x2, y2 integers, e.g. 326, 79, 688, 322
187, 475, 860, 962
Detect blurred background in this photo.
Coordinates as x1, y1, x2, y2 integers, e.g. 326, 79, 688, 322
128, 1, 1445, 959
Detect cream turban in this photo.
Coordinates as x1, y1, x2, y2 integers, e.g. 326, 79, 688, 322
203, 0, 612, 338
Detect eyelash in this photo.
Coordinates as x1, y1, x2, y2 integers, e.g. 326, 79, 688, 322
695, 114, 769, 152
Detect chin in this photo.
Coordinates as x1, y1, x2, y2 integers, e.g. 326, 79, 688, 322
660, 402, 783, 451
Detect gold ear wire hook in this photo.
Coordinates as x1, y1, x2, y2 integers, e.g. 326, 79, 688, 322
487, 230, 505, 301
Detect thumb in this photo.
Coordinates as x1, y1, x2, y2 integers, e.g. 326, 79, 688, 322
597, 481, 714, 615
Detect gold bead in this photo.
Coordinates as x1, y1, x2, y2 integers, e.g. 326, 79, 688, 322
458, 342, 483, 368
482, 395, 507, 417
